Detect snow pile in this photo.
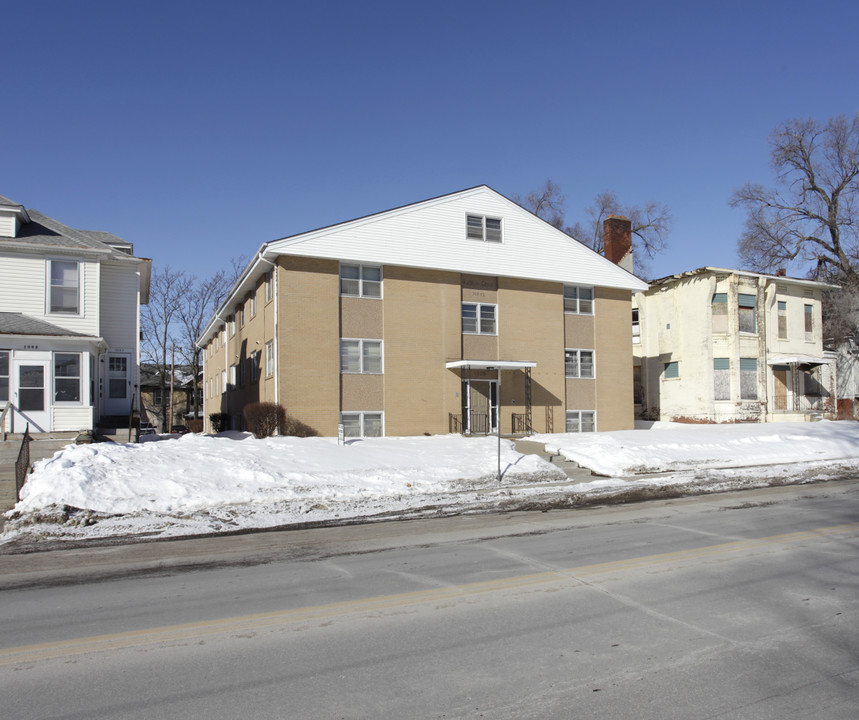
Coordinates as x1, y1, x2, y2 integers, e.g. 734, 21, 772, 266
532, 420, 859, 476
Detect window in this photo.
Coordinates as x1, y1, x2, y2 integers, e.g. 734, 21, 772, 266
778, 301, 788, 340
341, 411, 384, 438
564, 285, 594, 314
738, 294, 756, 333
153, 386, 163, 406
0, 350, 8, 403
566, 410, 596, 433
466, 214, 502, 242
565, 349, 595, 378
49, 260, 79, 314
461, 303, 496, 335
237, 304, 244, 328
340, 263, 382, 298
740, 358, 757, 400
250, 351, 261, 383
664, 361, 679, 379
250, 292, 257, 317
714, 358, 730, 401
340, 339, 383, 374
805, 304, 813, 340
711, 293, 728, 334
220, 370, 226, 394
632, 308, 640, 343
265, 270, 273, 302
229, 315, 235, 336
265, 341, 274, 376
230, 364, 237, 390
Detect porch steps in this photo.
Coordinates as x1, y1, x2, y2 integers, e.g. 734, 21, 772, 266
0, 432, 81, 512
514, 439, 591, 479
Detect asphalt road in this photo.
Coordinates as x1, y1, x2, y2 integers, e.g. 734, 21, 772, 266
2, 480, 858, 719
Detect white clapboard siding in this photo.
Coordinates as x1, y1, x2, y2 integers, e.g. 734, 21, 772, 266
0, 215, 15, 238
99, 262, 140, 348
268, 186, 647, 292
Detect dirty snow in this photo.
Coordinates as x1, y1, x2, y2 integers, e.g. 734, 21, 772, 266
3, 421, 859, 547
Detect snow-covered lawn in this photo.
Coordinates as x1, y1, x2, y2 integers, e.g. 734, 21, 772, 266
4, 421, 859, 547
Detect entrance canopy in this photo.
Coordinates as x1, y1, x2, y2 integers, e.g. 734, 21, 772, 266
445, 360, 536, 370
767, 354, 831, 368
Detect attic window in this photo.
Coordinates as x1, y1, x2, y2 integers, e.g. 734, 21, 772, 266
467, 215, 502, 242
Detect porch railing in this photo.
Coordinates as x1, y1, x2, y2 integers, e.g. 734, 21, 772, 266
448, 413, 491, 434
0, 401, 10, 439
773, 394, 835, 414
15, 425, 32, 503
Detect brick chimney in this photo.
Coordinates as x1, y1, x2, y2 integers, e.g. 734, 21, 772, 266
604, 215, 633, 272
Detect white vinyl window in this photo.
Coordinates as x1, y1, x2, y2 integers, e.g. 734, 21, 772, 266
461, 303, 497, 335
563, 285, 593, 314
340, 263, 382, 298
54, 352, 81, 402
466, 215, 502, 242
340, 339, 383, 374
566, 410, 596, 433
265, 270, 273, 302
341, 411, 384, 438
565, 349, 595, 378
48, 260, 80, 314
265, 341, 274, 376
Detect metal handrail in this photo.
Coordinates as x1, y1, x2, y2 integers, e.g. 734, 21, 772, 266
15, 424, 32, 503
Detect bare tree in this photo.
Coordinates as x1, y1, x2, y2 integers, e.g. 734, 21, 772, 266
515, 181, 672, 274
176, 270, 227, 422
141, 267, 190, 430
731, 114, 859, 282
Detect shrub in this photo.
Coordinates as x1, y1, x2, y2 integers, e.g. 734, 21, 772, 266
279, 413, 319, 438
243, 402, 286, 439
209, 412, 231, 433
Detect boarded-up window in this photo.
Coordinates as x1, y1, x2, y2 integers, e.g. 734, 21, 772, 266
712, 293, 728, 334
777, 301, 788, 339
739, 294, 756, 333
805, 304, 813, 340
740, 357, 757, 400
714, 358, 730, 400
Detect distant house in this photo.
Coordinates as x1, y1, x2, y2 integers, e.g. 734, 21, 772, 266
634, 267, 837, 423
197, 186, 647, 437
0, 194, 150, 433
139, 363, 202, 432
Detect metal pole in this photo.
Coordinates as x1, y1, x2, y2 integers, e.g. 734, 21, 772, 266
497, 370, 501, 482
169, 344, 175, 433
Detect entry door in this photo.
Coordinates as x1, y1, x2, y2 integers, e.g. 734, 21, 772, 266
464, 380, 498, 434
13, 360, 50, 432
104, 353, 132, 416
773, 368, 791, 411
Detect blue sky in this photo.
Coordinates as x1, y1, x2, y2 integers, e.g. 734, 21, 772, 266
4, 0, 858, 281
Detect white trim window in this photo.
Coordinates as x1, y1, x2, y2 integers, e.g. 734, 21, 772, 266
250, 292, 257, 318
340, 263, 382, 298
340, 339, 383, 374
466, 214, 502, 242
462, 303, 497, 335
0, 350, 8, 403
563, 285, 593, 314
48, 259, 80, 314
54, 352, 81, 402
265, 270, 274, 302
229, 315, 236, 336
265, 340, 274, 376
566, 410, 596, 432
341, 411, 383, 438
565, 349, 595, 378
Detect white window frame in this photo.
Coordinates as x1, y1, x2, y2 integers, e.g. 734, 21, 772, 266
565, 349, 595, 379
250, 292, 257, 318
265, 270, 273, 302
566, 410, 596, 433
47, 259, 81, 315
265, 340, 274, 377
340, 339, 383, 374
340, 263, 383, 298
466, 214, 502, 242
563, 285, 594, 315
461, 303, 497, 335
229, 315, 235, 336
0, 349, 8, 403
340, 411, 384, 438
53, 352, 82, 404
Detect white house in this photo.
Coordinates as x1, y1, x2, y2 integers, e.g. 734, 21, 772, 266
634, 267, 837, 423
0, 194, 150, 434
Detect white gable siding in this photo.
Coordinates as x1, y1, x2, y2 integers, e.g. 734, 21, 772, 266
0, 215, 15, 238
269, 188, 647, 292
100, 262, 140, 349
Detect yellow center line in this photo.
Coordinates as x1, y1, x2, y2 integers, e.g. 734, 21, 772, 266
2, 522, 857, 666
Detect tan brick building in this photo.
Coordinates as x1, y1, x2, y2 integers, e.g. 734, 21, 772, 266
198, 186, 647, 437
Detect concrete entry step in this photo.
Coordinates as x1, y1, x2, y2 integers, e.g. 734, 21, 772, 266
514, 439, 593, 482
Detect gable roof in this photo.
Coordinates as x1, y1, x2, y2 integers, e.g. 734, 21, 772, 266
645, 266, 839, 291
265, 185, 647, 291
